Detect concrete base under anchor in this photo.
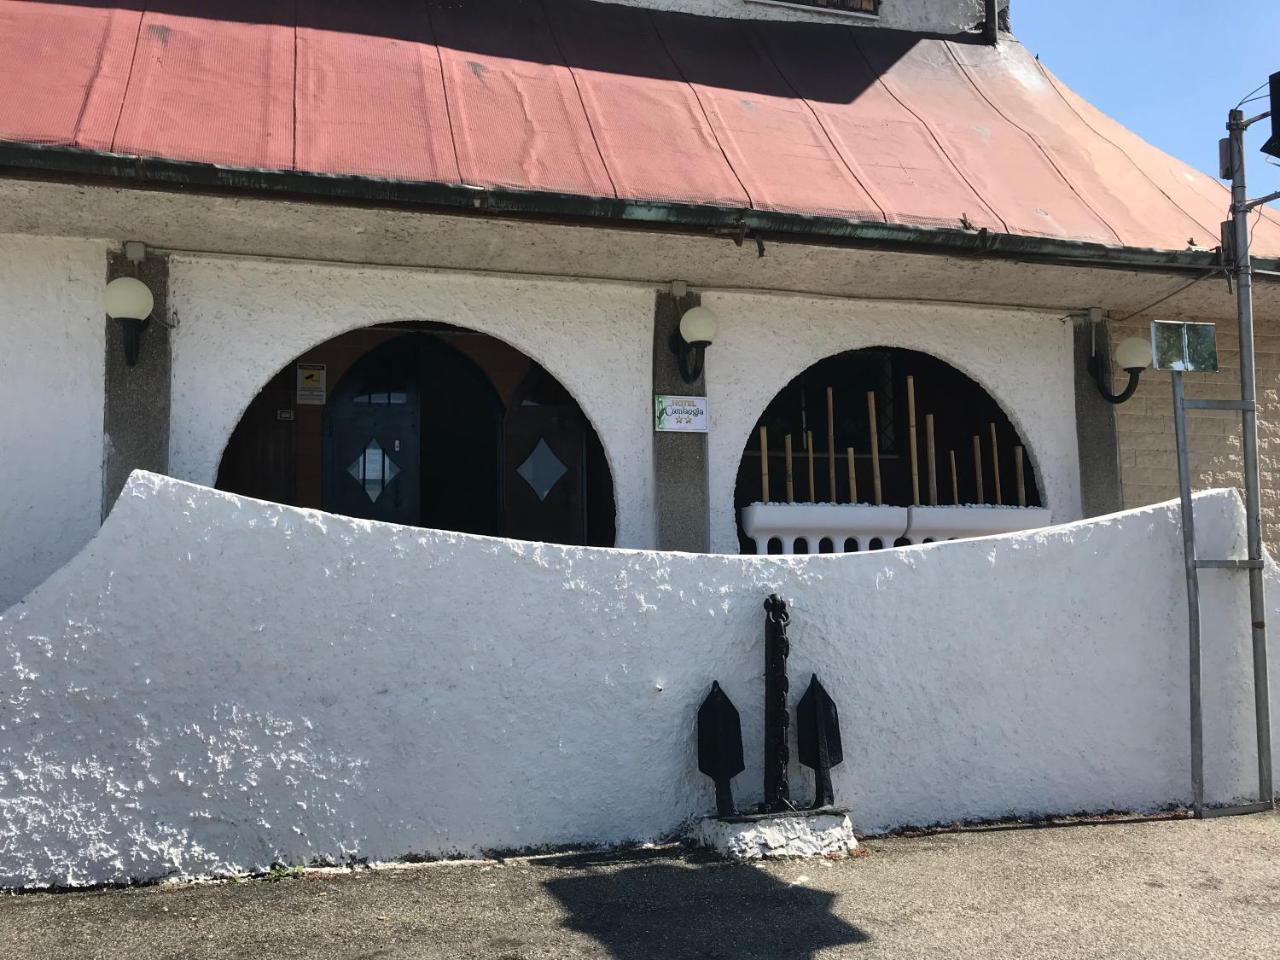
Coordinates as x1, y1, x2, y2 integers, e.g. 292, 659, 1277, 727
695, 808, 859, 860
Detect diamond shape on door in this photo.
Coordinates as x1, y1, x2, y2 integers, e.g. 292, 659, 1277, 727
348, 439, 401, 502
516, 438, 568, 502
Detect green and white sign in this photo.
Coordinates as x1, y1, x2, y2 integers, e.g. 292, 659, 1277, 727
655, 394, 709, 433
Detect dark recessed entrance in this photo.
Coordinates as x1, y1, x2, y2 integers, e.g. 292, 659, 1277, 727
216, 325, 615, 547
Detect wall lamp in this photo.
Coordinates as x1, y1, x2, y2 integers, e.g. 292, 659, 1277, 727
673, 304, 719, 384
104, 275, 154, 367
1090, 330, 1153, 405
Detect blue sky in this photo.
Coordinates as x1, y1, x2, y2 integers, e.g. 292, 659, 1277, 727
1014, 0, 1280, 198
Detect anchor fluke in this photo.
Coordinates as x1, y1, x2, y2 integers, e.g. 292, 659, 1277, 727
797, 673, 843, 809
697, 681, 745, 817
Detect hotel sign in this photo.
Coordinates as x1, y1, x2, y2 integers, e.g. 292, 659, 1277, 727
654, 395, 709, 433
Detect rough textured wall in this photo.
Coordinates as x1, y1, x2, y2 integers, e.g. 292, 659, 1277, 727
590, 0, 1001, 33
703, 292, 1080, 553
1110, 315, 1280, 553
0, 473, 1269, 888
167, 256, 657, 549
0, 234, 106, 608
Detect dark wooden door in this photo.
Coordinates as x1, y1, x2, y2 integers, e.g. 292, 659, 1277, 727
418, 338, 504, 537
323, 338, 421, 525
503, 370, 587, 544
215, 366, 296, 504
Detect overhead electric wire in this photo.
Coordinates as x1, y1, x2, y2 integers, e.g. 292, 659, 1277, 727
1237, 81, 1270, 108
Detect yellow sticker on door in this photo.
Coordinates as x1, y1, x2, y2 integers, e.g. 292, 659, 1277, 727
297, 363, 327, 405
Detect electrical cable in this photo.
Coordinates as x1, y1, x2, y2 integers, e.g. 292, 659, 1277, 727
1111, 265, 1225, 324
1237, 81, 1269, 108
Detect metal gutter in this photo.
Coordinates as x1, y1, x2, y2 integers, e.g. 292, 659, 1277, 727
2, 141, 1272, 277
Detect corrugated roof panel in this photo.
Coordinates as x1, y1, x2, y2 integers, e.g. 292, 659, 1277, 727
949, 41, 1217, 251
750, 20, 1003, 231
0, 1, 138, 149
651, 11, 884, 220
296, 0, 460, 183
112, 1, 295, 169
428, 0, 614, 197
1041, 65, 1280, 255
543, 0, 750, 209
0, 0, 1267, 257
862, 35, 1119, 243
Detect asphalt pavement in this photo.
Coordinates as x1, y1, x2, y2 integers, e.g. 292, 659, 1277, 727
4, 811, 1279, 959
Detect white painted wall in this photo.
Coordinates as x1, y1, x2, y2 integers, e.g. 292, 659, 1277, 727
702, 292, 1080, 553
167, 256, 657, 549
0, 234, 106, 609
0, 473, 1270, 888
590, 0, 1004, 33
166, 258, 1080, 558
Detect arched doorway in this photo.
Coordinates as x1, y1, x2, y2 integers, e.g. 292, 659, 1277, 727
733, 347, 1042, 553
216, 323, 616, 547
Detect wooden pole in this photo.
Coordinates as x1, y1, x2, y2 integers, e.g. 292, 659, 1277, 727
1015, 445, 1026, 507
867, 391, 882, 505
826, 387, 837, 502
972, 434, 984, 504
806, 430, 816, 502
925, 413, 937, 506
989, 422, 1002, 505
846, 447, 858, 504
907, 375, 920, 506
784, 434, 795, 503
949, 450, 959, 505
759, 425, 770, 503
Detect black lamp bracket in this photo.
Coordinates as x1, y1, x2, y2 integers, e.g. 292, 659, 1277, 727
1088, 351, 1142, 405
670, 332, 709, 384
120, 316, 151, 367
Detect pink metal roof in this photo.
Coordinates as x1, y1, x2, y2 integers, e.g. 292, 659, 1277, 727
2, 0, 1277, 255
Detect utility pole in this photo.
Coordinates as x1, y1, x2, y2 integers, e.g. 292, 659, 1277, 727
1220, 85, 1280, 810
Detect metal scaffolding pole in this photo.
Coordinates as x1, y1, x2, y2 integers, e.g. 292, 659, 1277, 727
1171, 372, 1204, 815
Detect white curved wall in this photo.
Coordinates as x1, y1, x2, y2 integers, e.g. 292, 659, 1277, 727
702, 292, 1080, 553
0, 473, 1271, 888
167, 256, 657, 548
0, 234, 106, 609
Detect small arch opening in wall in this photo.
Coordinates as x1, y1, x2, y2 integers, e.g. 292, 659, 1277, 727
843, 537, 859, 553
818, 537, 835, 554
767, 536, 784, 554
214, 321, 616, 547
734, 346, 1043, 553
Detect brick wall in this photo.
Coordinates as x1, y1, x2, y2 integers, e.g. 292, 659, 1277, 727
1110, 314, 1280, 553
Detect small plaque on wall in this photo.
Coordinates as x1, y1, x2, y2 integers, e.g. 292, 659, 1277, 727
296, 363, 326, 404
655, 395, 709, 433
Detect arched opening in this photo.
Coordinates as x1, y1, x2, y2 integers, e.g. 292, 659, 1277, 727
216, 323, 616, 547
734, 348, 1042, 553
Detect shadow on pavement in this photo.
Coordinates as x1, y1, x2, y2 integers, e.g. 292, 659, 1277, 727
542, 849, 868, 959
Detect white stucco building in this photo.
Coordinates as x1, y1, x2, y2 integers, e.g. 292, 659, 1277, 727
1, 0, 1278, 886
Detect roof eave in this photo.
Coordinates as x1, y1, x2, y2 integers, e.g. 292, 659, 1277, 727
0, 141, 1266, 277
